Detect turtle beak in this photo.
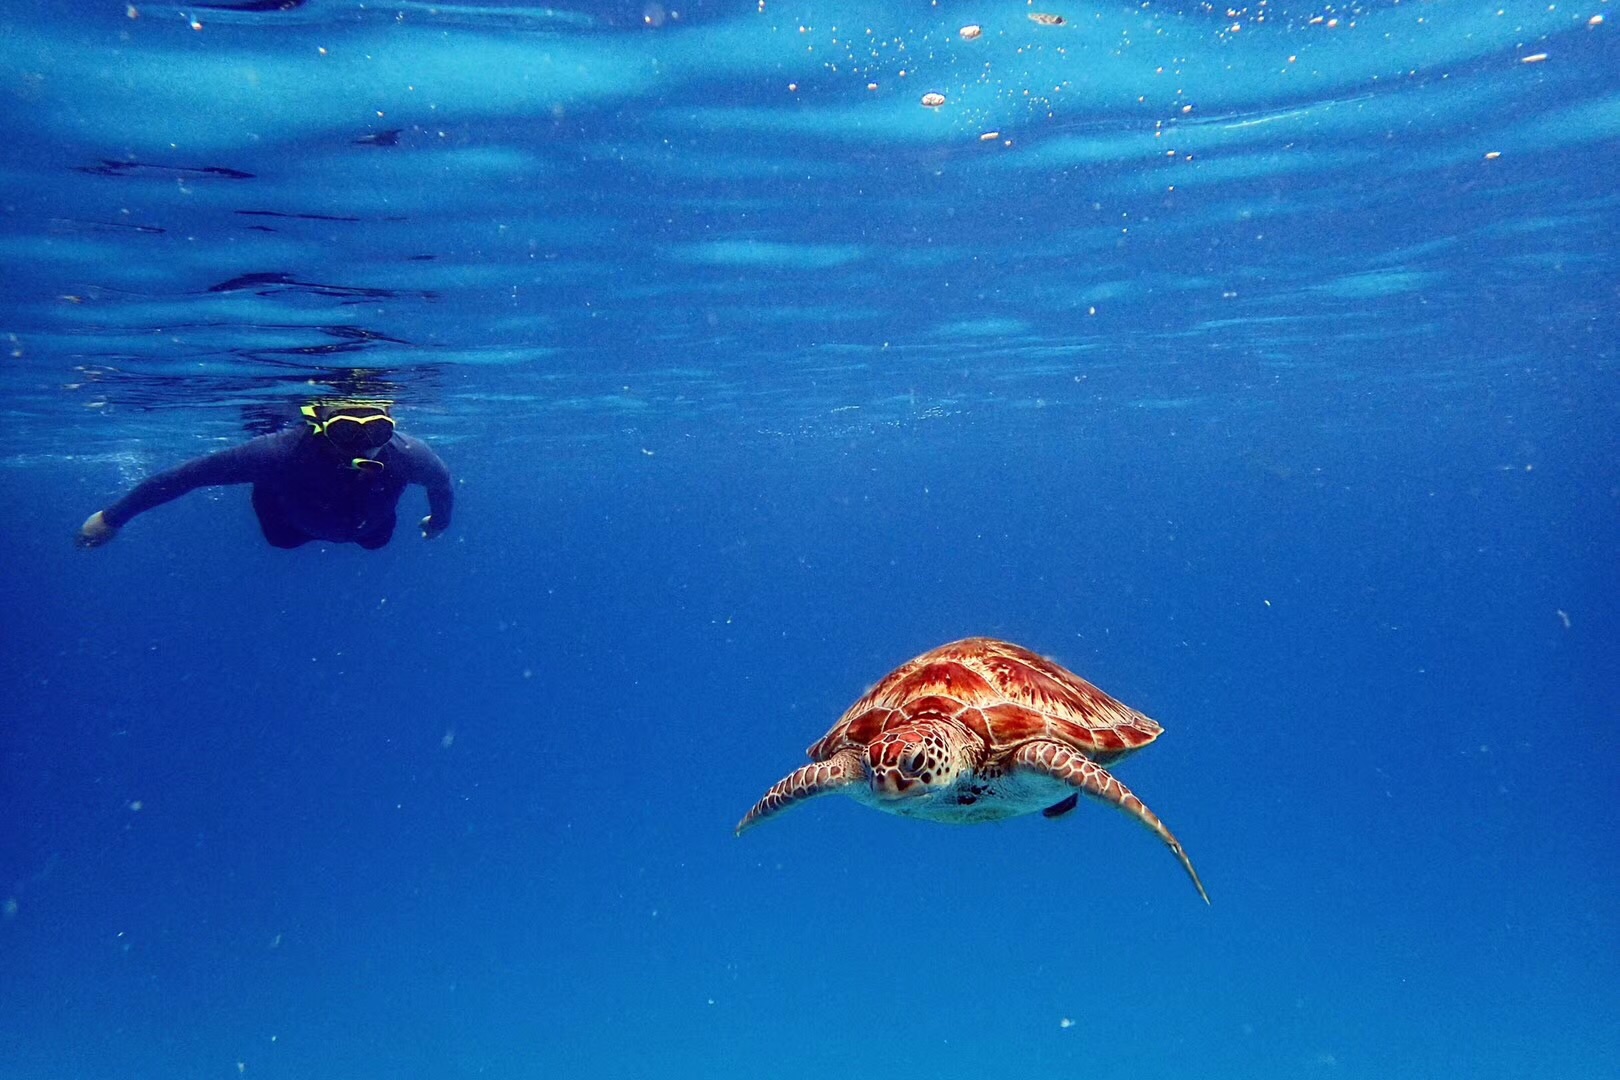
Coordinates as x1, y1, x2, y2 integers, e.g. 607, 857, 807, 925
870, 769, 931, 801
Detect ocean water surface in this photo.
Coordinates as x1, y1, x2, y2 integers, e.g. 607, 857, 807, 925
2, 1, 1617, 1078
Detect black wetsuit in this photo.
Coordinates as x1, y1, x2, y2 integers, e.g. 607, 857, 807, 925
101, 429, 454, 549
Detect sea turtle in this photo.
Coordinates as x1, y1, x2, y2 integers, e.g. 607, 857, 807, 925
737, 637, 1209, 903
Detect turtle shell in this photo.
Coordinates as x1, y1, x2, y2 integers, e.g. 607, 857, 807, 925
808, 637, 1162, 765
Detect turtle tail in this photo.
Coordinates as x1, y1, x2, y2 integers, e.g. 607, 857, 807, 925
736, 747, 864, 835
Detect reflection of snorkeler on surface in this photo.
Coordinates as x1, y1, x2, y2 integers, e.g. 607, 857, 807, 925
78, 400, 453, 550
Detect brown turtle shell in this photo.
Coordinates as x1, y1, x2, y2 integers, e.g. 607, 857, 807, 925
807, 637, 1162, 765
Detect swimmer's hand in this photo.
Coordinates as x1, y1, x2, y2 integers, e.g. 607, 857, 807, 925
77, 510, 119, 549
419, 514, 448, 540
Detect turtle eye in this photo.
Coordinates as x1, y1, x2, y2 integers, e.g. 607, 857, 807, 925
901, 748, 926, 776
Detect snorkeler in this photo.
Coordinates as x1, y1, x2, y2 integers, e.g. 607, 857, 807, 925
77, 400, 454, 551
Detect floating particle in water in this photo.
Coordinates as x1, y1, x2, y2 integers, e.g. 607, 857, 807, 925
979, 131, 1000, 141
921, 92, 946, 107
959, 24, 982, 40
1520, 52, 1548, 63
1029, 12, 1064, 26
1484, 150, 1501, 160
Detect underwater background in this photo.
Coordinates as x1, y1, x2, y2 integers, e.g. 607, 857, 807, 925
2, 1, 1617, 1078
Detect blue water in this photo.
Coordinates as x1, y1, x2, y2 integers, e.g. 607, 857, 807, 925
3, 1, 1618, 1078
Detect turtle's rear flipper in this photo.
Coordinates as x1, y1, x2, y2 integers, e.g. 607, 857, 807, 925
1041, 793, 1080, 818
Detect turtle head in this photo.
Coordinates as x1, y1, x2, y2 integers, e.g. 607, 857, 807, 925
865, 722, 972, 804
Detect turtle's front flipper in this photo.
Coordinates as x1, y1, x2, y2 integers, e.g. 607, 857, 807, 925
1012, 740, 1210, 904
737, 747, 864, 835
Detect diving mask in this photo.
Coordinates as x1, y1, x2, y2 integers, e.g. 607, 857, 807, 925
302, 402, 396, 470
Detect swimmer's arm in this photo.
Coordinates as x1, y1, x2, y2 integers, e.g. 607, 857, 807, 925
396, 437, 454, 536
99, 436, 282, 528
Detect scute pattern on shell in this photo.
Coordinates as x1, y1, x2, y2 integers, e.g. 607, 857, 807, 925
807, 638, 1162, 764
